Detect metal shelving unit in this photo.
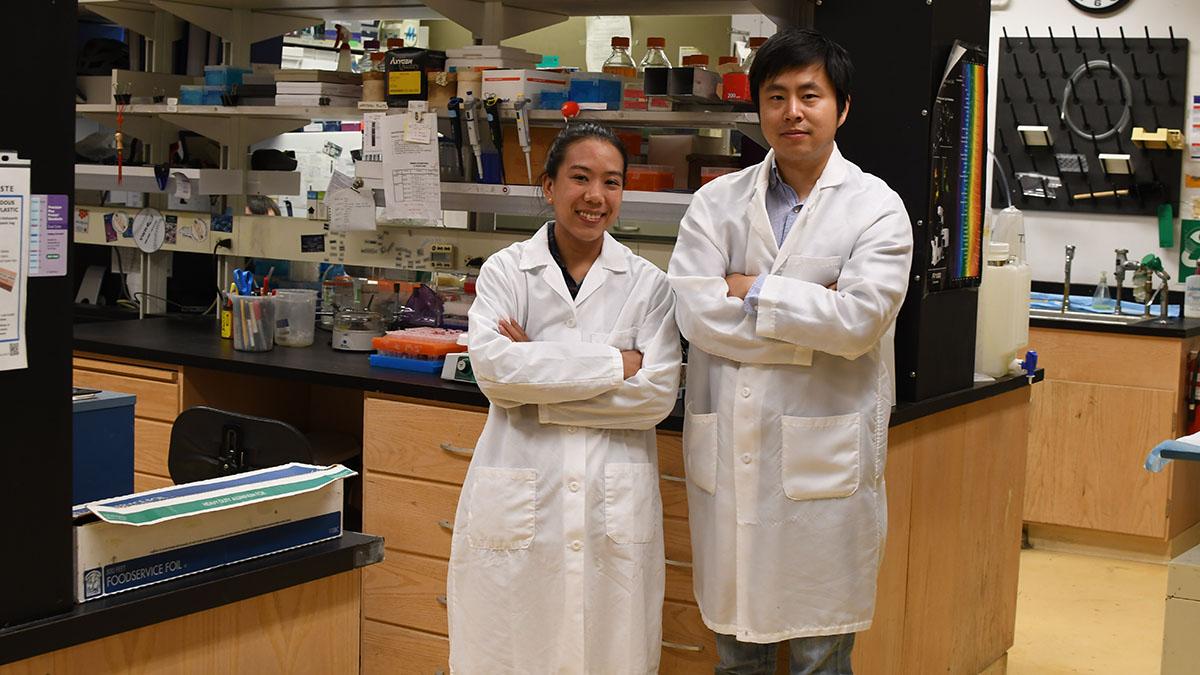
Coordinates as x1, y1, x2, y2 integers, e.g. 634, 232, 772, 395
440, 183, 692, 223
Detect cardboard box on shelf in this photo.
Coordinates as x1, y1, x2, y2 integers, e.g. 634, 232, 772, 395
648, 134, 695, 189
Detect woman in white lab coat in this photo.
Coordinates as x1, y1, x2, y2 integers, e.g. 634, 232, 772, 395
447, 123, 682, 674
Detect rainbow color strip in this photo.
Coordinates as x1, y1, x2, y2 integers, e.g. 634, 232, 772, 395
956, 62, 986, 281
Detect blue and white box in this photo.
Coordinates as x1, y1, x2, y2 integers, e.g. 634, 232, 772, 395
72, 463, 355, 603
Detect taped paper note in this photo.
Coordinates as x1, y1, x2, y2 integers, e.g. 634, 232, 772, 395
0, 154, 30, 371
381, 112, 441, 225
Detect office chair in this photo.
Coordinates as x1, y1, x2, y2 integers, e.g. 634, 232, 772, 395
167, 406, 362, 528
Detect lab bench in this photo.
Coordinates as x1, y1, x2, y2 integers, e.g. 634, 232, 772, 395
1023, 318, 1200, 561
73, 316, 1039, 674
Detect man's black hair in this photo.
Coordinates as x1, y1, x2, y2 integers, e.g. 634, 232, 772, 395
749, 28, 854, 114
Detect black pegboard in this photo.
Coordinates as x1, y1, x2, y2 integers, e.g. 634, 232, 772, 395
992, 30, 1188, 215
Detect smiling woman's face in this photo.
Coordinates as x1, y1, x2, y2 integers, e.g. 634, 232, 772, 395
542, 138, 625, 243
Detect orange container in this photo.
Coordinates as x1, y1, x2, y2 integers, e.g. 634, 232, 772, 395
626, 163, 675, 191
615, 129, 643, 159
372, 327, 466, 360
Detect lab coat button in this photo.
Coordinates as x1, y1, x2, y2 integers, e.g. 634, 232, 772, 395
566, 317, 576, 328
742, 453, 752, 464
570, 540, 582, 551
741, 387, 751, 398
568, 481, 580, 492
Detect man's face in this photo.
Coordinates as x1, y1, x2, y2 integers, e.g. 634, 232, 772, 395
758, 63, 849, 166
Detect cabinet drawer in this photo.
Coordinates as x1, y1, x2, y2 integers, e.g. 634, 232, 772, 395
665, 560, 695, 604
74, 369, 179, 422
74, 357, 178, 383
658, 431, 684, 479
365, 473, 460, 559
134, 418, 172, 478
364, 551, 449, 636
661, 600, 718, 672
364, 397, 485, 485
664, 516, 693, 566
363, 620, 448, 675
662, 474, 688, 519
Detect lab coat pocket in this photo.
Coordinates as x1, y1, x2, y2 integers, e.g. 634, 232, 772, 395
780, 412, 862, 500
683, 410, 718, 495
466, 467, 538, 550
604, 463, 658, 544
778, 255, 842, 287
588, 328, 636, 351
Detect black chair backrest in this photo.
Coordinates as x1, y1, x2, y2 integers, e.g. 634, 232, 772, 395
168, 406, 313, 485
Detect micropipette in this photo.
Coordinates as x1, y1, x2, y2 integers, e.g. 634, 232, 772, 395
513, 97, 533, 183
462, 93, 484, 181
483, 95, 506, 184
446, 96, 466, 179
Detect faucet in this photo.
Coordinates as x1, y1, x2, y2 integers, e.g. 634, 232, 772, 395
1062, 245, 1076, 313
1113, 249, 1139, 315
1154, 268, 1172, 323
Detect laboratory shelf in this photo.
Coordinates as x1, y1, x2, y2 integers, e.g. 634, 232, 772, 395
439, 183, 693, 223
75, 165, 301, 196
77, 103, 365, 119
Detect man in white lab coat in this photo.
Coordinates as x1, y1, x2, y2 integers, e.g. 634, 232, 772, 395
667, 29, 914, 674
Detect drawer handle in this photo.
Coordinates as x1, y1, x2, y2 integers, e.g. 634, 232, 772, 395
438, 519, 454, 531
436, 595, 447, 607
661, 473, 686, 483
662, 640, 703, 652
665, 558, 692, 569
440, 442, 475, 458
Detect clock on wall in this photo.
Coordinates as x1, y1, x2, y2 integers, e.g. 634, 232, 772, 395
1068, 0, 1131, 13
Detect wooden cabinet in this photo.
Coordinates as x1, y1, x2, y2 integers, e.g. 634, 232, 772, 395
1025, 328, 1200, 551
73, 355, 181, 492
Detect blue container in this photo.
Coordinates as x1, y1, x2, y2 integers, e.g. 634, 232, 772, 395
180, 85, 204, 105
480, 151, 503, 184
201, 85, 226, 105
538, 91, 569, 110
73, 390, 136, 504
568, 75, 622, 110
204, 65, 247, 87
369, 354, 445, 373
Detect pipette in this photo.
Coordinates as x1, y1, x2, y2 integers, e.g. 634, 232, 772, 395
446, 96, 466, 179
463, 92, 484, 181
483, 95, 506, 184
513, 97, 533, 183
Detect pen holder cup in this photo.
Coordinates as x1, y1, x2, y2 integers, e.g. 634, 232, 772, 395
231, 295, 275, 352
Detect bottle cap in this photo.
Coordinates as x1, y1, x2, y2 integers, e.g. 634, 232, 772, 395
748, 37, 768, 48
987, 241, 1010, 263
718, 56, 739, 65
646, 37, 666, 48
364, 40, 380, 50
371, 52, 386, 62
611, 36, 630, 48
386, 38, 404, 49
682, 54, 710, 66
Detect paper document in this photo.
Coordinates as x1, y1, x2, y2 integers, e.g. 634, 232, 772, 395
0, 155, 30, 371
327, 187, 378, 232
381, 111, 442, 225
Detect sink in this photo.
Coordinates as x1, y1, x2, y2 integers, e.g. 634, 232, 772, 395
1029, 308, 1155, 325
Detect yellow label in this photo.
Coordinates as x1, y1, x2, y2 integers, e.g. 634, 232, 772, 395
388, 71, 422, 95
220, 308, 232, 338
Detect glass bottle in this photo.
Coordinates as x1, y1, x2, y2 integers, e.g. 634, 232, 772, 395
357, 39, 380, 74
639, 37, 671, 72
743, 36, 767, 72
602, 36, 637, 79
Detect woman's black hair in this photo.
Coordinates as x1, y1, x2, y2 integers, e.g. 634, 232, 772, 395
540, 122, 629, 183
749, 28, 853, 114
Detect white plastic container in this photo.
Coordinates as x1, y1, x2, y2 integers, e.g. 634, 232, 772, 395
1186, 275, 1200, 319
975, 240, 1033, 377
273, 289, 318, 347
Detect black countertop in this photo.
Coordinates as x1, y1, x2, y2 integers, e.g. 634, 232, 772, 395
0, 532, 384, 666
75, 316, 1040, 431
1030, 315, 1200, 338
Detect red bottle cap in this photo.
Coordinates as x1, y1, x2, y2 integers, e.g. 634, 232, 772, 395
682, 54, 710, 67
748, 37, 768, 49
611, 36, 630, 48
718, 56, 739, 65
386, 38, 404, 49
646, 37, 666, 48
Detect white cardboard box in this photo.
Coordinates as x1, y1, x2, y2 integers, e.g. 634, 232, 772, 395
72, 463, 354, 602
481, 69, 569, 107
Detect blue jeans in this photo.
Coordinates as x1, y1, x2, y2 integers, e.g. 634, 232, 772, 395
714, 632, 855, 675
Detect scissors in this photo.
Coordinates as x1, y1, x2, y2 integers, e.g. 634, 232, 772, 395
233, 268, 256, 296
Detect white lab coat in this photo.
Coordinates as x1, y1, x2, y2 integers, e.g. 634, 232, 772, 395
667, 146, 913, 642
448, 224, 682, 674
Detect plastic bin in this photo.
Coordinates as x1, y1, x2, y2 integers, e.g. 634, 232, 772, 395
180, 85, 204, 105
231, 295, 275, 352
568, 74, 623, 110
273, 289, 318, 347
201, 85, 226, 105
204, 65, 247, 87
626, 164, 676, 192
538, 91, 569, 110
